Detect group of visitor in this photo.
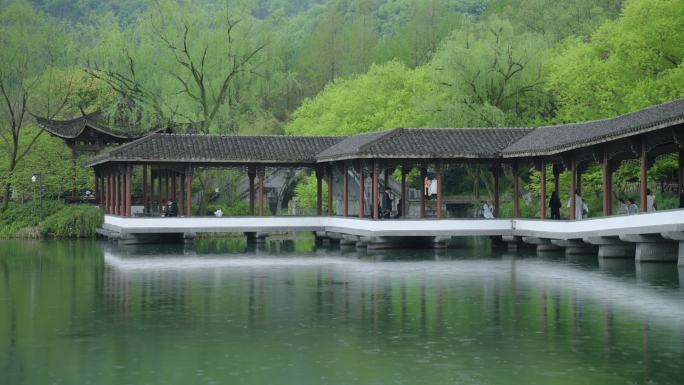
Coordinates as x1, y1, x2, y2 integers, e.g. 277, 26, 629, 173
160, 200, 178, 217
546, 189, 660, 220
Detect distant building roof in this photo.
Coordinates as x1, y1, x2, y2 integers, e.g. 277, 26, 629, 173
316, 128, 533, 162
502, 98, 684, 157
35, 111, 140, 140
86, 133, 344, 166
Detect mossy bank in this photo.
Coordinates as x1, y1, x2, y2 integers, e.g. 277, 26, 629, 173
0, 203, 103, 239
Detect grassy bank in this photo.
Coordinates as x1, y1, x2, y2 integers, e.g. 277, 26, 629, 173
0, 202, 103, 239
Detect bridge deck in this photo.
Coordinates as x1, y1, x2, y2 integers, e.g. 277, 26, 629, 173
103, 210, 684, 240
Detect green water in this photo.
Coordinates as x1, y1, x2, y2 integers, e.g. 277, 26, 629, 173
1, 239, 683, 385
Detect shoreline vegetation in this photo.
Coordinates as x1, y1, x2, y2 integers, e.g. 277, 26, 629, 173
0, 202, 102, 239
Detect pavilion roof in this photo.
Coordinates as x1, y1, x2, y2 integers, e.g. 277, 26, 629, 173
85, 133, 344, 166
315, 127, 533, 162
502, 98, 684, 157
35, 111, 140, 140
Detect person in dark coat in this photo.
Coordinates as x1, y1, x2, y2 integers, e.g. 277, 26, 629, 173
549, 191, 561, 219
381, 187, 393, 219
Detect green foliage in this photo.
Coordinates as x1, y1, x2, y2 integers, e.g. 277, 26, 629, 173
293, 173, 329, 211
0, 200, 64, 237
286, 61, 434, 135
40, 205, 103, 238
548, 0, 684, 122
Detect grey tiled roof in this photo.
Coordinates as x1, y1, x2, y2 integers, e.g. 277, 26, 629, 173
86, 133, 344, 166
502, 98, 684, 157
35, 112, 138, 139
316, 128, 533, 161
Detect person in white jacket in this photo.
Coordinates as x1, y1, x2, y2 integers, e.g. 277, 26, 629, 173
567, 193, 588, 219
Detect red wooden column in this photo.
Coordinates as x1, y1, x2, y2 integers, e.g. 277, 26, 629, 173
120, 171, 125, 216
512, 161, 520, 218
327, 165, 334, 216
420, 167, 427, 218
125, 163, 132, 217
248, 166, 256, 216
342, 163, 349, 217
158, 171, 164, 213
114, 170, 120, 216
180, 174, 185, 215
602, 150, 613, 216
185, 166, 193, 217
679, 150, 684, 195
401, 166, 409, 218
372, 162, 380, 220
164, 171, 170, 205
171, 173, 177, 203
357, 162, 365, 218
107, 170, 113, 214
94, 170, 101, 205
258, 166, 265, 216
492, 164, 501, 218
315, 167, 323, 216
539, 159, 547, 219
436, 161, 444, 219
150, 170, 156, 214
640, 141, 648, 212
570, 158, 577, 220
142, 165, 148, 212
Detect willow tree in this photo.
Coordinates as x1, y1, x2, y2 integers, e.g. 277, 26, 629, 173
87, 0, 266, 133
0, 2, 75, 211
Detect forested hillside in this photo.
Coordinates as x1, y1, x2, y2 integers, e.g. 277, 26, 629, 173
1, 0, 683, 218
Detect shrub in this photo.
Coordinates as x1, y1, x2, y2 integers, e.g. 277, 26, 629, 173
0, 201, 64, 237
40, 205, 103, 238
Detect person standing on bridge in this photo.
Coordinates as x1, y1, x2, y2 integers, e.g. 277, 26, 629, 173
549, 191, 561, 219
482, 201, 495, 219
567, 193, 587, 219
382, 187, 393, 219
628, 198, 639, 214
646, 189, 657, 212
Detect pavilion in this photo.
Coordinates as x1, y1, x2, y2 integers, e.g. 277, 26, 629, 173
38, 98, 684, 221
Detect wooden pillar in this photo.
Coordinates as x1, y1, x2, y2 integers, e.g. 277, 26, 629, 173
343, 163, 348, 217
327, 165, 334, 216
94, 171, 101, 205
357, 162, 365, 218
316, 167, 323, 216
125, 163, 132, 217
171, 173, 177, 203
512, 161, 520, 218
248, 166, 256, 216
258, 166, 265, 216
420, 167, 427, 218
164, 171, 171, 204
142, 165, 148, 212
108, 171, 113, 214
401, 166, 409, 218
602, 151, 612, 216
185, 166, 193, 217
180, 174, 185, 216
436, 161, 444, 219
540, 160, 547, 219
570, 158, 577, 220
150, 170, 156, 214
493, 164, 501, 218
373, 162, 380, 220
120, 172, 125, 216
640, 141, 648, 212
679, 150, 684, 194
158, 171, 164, 214
114, 170, 120, 216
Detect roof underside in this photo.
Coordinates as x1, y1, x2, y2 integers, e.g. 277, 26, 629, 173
86, 134, 344, 166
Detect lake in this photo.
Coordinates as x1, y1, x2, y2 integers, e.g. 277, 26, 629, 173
1, 238, 683, 385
